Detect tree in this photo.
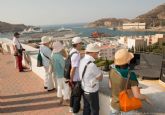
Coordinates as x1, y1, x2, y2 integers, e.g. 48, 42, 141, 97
103, 57, 110, 71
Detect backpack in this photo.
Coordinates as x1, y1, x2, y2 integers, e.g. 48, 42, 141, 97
64, 52, 77, 79
37, 50, 43, 67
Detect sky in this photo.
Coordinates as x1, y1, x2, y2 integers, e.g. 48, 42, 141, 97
0, 0, 164, 26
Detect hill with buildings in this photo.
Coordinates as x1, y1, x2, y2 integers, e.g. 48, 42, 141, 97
86, 3, 165, 29
86, 18, 130, 28
133, 3, 165, 27
0, 21, 27, 33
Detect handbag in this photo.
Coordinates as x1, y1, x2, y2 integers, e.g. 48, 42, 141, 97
119, 71, 142, 112
72, 81, 83, 96
37, 50, 43, 67
14, 51, 18, 56
72, 61, 92, 96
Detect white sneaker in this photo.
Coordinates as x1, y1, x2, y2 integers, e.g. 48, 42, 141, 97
69, 107, 73, 113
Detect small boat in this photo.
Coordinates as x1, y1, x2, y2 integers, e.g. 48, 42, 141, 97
108, 27, 116, 30
91, 31, 111, 38
57, 27, 72, 32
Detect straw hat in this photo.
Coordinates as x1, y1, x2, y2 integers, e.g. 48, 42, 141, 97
72, 37, 82, 44
41, 36, 51, 44
114, 49, 134, 65
85, 43, 100, 52
52, 41, 64, 53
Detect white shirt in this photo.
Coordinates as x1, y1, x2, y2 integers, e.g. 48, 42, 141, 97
79, 54, 102, 93
69, 48, 81, 81
40, 45, 52, 67
12, 37, 21, 49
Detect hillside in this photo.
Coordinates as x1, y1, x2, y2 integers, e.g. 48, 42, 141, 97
133, 3, 165, 27
0, 21, 27, 33
87, 3, 165, 28
86, 18, 130, 28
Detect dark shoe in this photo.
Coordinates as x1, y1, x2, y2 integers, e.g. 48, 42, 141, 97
19, 69, 26, 72
44, 87, 47, 89
47, 88, 55, 92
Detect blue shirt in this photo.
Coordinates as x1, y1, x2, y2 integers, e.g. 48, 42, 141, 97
51, 53, 65, 78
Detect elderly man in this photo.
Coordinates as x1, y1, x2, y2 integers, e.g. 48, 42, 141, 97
79, 43, 103, 115
40, 36, 55, 91
12, 32, 25, 72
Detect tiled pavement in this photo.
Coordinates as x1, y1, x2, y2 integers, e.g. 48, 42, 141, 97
0, 54, 72, 115
1, 53, 165, 115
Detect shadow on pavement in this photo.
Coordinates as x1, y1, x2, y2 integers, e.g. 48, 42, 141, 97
0, 91, 54, 99
1, 102, 61, 113
1, 96, 58, 106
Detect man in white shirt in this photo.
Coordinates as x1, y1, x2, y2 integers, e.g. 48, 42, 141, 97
69, 37, 82, 115
12, 32, 25, 72
79, 43, 103, 115
40, 36, 55, 91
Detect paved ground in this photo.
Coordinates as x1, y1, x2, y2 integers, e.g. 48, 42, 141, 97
0, 54, 72, 115
1, 53, 165, 115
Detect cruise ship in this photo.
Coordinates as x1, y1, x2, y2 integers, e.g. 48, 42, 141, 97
21, 27, 43, 34
57, 27, 72, 32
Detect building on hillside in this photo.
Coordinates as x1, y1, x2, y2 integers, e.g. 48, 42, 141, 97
123, 22, 146, 30
100, 45, 117, 60
118, 36, 146, 51
127, 36, 146, 51
104, 21, 119, 27
145, 34, 165, 46
118, 36, 127, 45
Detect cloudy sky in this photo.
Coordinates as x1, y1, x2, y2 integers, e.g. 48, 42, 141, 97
0, 0, 164, 25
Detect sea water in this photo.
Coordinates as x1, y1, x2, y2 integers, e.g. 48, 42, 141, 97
1, 23, 165, 39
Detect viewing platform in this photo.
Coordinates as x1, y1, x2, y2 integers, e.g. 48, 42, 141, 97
1, 38, 165, 115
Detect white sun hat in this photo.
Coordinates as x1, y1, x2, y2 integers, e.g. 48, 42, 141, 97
114, 48, 134, 65
72, 37, 82, 44
85, 43, 100, 52
52, 41, 64, 53
41, 36, 51, 44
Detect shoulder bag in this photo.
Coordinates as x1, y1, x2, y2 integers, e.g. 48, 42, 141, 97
72, 61, 92, 96
119, 71, 142, 112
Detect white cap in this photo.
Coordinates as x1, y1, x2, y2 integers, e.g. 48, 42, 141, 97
41, 36, 51, 44
72, 37, 82, 44
85, 43, 100, 52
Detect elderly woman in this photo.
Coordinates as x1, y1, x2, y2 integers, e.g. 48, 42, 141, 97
109, 49, 152, 114
51, 41, 70, 105
40, 36, 55, 91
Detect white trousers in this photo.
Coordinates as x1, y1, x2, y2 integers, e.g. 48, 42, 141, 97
44, 67, 56, 90
56, 77, 70, 100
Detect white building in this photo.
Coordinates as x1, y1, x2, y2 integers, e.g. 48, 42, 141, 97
118, 35, 147, 51
127, 36, 146, 51
123, 22, 146, 30
100, 45, 117, 60
145, 34, 165, 46
118, 36, 127, 45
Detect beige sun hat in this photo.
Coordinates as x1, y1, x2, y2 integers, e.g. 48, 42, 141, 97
114, 49, 134, 65
52, 41, 64, 53
41, 36, 51, 44
72, 37, 82, 44
85, 43, 100, 52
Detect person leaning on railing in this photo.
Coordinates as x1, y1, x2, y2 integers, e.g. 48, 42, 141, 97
12, 32, 25, 72
109, 49, 153, 115
0, 41, 4, 54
